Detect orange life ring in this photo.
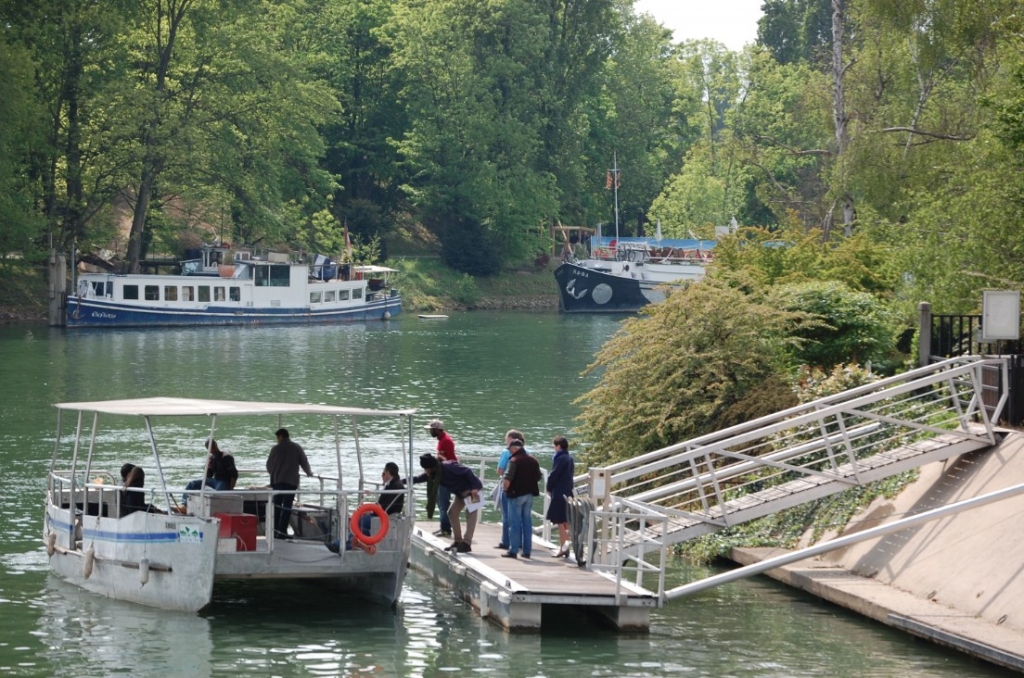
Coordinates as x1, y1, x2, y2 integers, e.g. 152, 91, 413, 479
350, 503, 389, 546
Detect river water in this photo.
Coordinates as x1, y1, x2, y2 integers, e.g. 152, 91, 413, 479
0, 313, 1010, 677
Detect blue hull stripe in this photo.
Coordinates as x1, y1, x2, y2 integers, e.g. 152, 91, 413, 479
50, 517, 184, 543
67, 296, 401, 328
82, 529, 184, 543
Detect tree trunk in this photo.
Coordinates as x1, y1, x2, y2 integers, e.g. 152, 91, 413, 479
126, 163, 158, 273
125, 0, 192, 273
64, 23, 85, 249
828, 0, 854, 239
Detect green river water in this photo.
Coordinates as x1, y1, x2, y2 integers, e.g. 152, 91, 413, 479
0, 313, 1010, 677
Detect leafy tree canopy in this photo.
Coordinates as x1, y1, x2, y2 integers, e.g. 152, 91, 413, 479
575, 273, 806, 467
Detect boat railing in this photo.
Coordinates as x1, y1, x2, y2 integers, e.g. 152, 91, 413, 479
49, 468, 414, 552
48, 474, 153, 525
180, 482, 416, 551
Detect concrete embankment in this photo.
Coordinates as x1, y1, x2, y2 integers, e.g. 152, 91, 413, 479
732, 431, 1024, 672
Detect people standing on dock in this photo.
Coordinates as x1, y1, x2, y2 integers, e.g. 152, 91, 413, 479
179, 438, 238, 511
495, 429, 526, 550
426, 419, 458, 537
266, 428, 314, 539
414, 453, 482, 553
501, 440, 542, 559
546, 435, 575, 558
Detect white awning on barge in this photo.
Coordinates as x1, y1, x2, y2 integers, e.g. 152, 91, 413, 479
352, 265, 398, 274
54, 397, 415, 418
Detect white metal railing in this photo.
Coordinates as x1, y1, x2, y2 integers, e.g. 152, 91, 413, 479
568, 356, 1008, 600
581, 499, 669, 603
664, 480, 1024, 600
49, 470, 414, 555
457, 454, 553, 543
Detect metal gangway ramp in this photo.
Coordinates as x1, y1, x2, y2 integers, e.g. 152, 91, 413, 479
570, 355, 1009, 604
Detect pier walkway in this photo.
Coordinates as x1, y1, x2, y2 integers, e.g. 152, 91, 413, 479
409, 355, 1012, 632
409, 520, 657, 630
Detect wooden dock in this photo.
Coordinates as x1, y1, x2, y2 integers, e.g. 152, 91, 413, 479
409, 520, 658, 631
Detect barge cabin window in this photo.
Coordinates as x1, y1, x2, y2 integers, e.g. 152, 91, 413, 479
255, 264, 291, 287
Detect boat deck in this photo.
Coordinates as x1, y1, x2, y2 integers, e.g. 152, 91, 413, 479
409, 520, 657, 630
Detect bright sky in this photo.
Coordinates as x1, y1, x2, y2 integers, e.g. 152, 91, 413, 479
632, 0, 764, 52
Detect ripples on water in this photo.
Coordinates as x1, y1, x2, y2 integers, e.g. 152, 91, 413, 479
0, 316, 1012, 676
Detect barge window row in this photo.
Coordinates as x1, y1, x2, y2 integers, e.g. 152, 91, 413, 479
115, 284, 362, 304
122, 284, 242, 303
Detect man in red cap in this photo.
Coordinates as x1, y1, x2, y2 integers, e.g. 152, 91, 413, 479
426, 419, 458, 536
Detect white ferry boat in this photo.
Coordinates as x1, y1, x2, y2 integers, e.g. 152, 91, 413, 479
67, 248, 400, 327
43, 397, 417, 611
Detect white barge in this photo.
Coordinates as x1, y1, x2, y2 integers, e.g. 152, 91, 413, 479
67, 248, 400, 327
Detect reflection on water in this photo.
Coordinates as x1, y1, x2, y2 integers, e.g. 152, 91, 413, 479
0, 315, 1015, 677
36, 577, 213, 677
7, 567, 1008, 678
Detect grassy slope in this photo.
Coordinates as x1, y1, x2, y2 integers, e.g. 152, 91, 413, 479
387, 221, 558, 312
0, 263, 48, 322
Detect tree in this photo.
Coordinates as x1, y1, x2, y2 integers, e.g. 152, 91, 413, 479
0, 37, 45, 262
108, 0, 339, 268
534, 0, 620, 227
728, 49, 833, 230
823, 0, 855, 239
1, 0, 137, 254
758, 0, 833, 67
712, 225, 895, 294
647, 40, 749, 234
307, 0, 408, 243
575, 274, 804, 466
771, 280, 898, 369
387, 0, 559, 272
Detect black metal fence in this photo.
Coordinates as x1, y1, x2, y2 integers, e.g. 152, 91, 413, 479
931, 314, 1024, 426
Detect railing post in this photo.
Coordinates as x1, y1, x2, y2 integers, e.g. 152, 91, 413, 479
918, 301, 932, 367
589, 468, 612, 560
589, 467, 611, 509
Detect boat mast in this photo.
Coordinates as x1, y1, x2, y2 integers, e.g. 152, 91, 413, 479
611, 153, 620, 244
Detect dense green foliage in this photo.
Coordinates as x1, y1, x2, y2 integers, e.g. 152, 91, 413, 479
575, 274, 806, 467
770, 280, 898, 370
1, 0, 1020, 303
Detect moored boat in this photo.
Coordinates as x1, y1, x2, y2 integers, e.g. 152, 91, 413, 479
554, 236, 713, 313
67, 246, 401, 328
43, 397, 418, 611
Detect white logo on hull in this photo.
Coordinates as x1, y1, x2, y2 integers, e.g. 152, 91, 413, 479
565, 279, 588, 300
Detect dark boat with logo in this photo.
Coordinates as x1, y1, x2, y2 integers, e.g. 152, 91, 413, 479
554, 236, 712, 313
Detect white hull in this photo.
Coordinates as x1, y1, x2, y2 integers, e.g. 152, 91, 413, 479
45, 505, 217, 612
45, 503, 414, 611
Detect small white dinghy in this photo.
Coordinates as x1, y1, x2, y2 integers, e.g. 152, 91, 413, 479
417, 314, 449, 319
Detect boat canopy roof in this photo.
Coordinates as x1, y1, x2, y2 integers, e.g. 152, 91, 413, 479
593, 236, 716, 250
352, 265, 398, 274
54, 397, 415, 418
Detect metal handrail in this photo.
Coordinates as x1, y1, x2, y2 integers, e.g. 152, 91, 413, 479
458, 453, 553, 543
568, 356, 1008, 600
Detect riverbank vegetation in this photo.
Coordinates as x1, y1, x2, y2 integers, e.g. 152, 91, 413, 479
3, 0, 1023, 319
574, 235, 919, 562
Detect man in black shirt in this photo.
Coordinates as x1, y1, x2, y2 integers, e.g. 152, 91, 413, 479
501, 440, 542, 559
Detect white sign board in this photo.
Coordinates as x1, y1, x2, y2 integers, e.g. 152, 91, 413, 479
982, 290, 1020, 341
